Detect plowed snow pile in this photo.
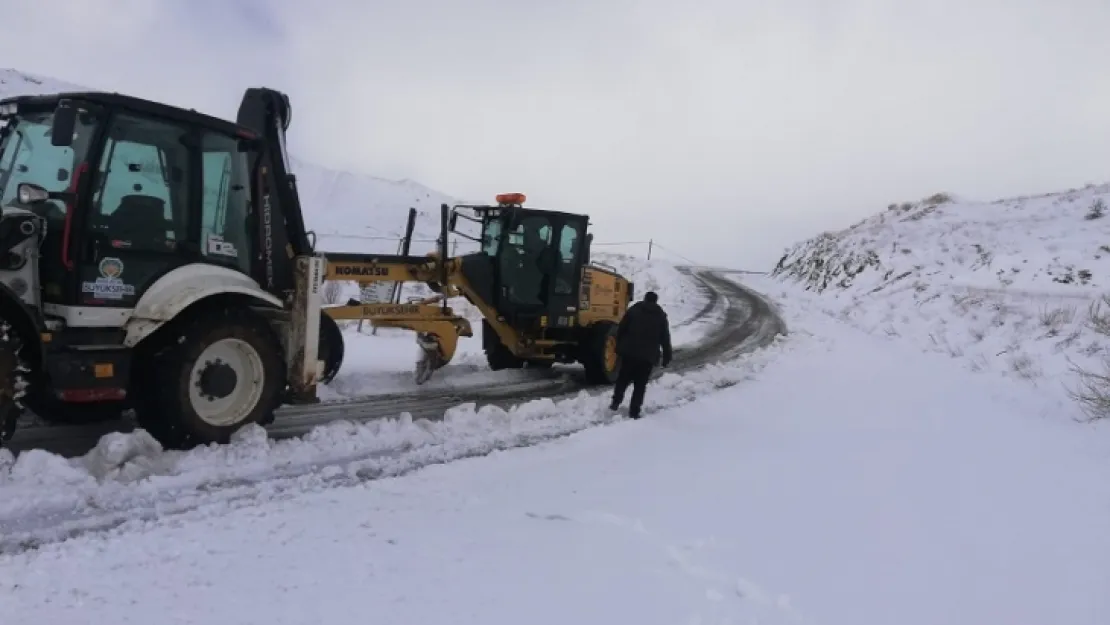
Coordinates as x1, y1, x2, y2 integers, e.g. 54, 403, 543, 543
771, 185, 1110, 405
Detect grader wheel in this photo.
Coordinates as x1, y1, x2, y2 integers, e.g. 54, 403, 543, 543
580, 321, 621, 385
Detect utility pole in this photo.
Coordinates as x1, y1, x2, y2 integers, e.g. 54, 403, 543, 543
647, 239, 653, 260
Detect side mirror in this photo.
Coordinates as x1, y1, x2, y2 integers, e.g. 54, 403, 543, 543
447, 210, 459, 233
17, 183, 50, 204
50, 101, 77, 147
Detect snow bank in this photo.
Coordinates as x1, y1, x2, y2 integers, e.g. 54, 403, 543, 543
593, 253, 707, 315
769, 185, 1110, 399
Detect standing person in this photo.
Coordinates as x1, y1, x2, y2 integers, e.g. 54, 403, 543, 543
609, 291, 672, 419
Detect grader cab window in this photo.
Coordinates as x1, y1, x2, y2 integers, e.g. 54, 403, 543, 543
555, 222, 581, 294
481, 217, 502, 257
500, 214, 553, 306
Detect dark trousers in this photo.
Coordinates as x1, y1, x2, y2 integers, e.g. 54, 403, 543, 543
610, 356, 654, 418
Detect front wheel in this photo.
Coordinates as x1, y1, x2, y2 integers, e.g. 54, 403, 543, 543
135, 307, 286, 449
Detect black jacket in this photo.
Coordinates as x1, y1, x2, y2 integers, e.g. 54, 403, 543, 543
615, 300, 673, 366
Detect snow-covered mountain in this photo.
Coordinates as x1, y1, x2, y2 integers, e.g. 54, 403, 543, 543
769, 183, 1110, 407
0, 68, 464, 255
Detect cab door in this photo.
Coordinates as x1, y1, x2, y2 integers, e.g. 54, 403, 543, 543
76, 112, 196, 309
545, 218, 585, 325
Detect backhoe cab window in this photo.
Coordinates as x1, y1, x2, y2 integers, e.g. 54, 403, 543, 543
90, 113, 189, 248
200, 132, 250, 273
0, 109, 98, 217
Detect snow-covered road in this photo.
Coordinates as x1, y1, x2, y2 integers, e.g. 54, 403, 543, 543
4, 276, 1108, 624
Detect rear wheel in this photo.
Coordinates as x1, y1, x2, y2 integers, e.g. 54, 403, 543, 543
135, 306, 285, 449
580, 321, 621, 385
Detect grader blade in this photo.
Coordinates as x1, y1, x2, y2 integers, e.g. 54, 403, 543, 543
414, 332, 444, 385
323, 301, 473, 385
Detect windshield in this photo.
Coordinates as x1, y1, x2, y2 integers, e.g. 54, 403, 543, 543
0, 107, 99, 213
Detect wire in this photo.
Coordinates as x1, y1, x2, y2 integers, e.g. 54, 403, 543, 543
649, 241, 705, 267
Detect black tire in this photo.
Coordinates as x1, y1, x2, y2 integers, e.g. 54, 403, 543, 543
486, 343, 524, 370
134, 306, 286, 449
483, 319, 524, 371
319, 312, 344, 384
580, 321, 621, 385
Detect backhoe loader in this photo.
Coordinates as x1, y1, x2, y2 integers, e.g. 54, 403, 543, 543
0, 87, 632, 449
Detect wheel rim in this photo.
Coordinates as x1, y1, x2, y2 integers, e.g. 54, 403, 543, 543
604, 334, 618, 372
189, 338, 265, 427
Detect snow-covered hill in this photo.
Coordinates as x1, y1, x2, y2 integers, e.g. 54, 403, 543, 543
769, 184, 1110, 410
0, 68, 464, 255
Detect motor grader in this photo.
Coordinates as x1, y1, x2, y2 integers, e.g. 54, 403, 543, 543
0, 87, 633, 449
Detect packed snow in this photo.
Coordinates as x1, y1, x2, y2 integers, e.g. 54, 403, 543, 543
771, 185, 1110, 411
3, 274, 1107, 625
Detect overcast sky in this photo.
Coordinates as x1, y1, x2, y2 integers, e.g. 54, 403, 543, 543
3, 0, 1108, 268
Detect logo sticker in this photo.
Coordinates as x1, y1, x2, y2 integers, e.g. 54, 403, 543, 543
99, 257, 123, 279
82, 256, 134, 300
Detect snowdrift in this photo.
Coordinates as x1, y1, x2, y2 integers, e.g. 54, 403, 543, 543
770, 184, 1110, 397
